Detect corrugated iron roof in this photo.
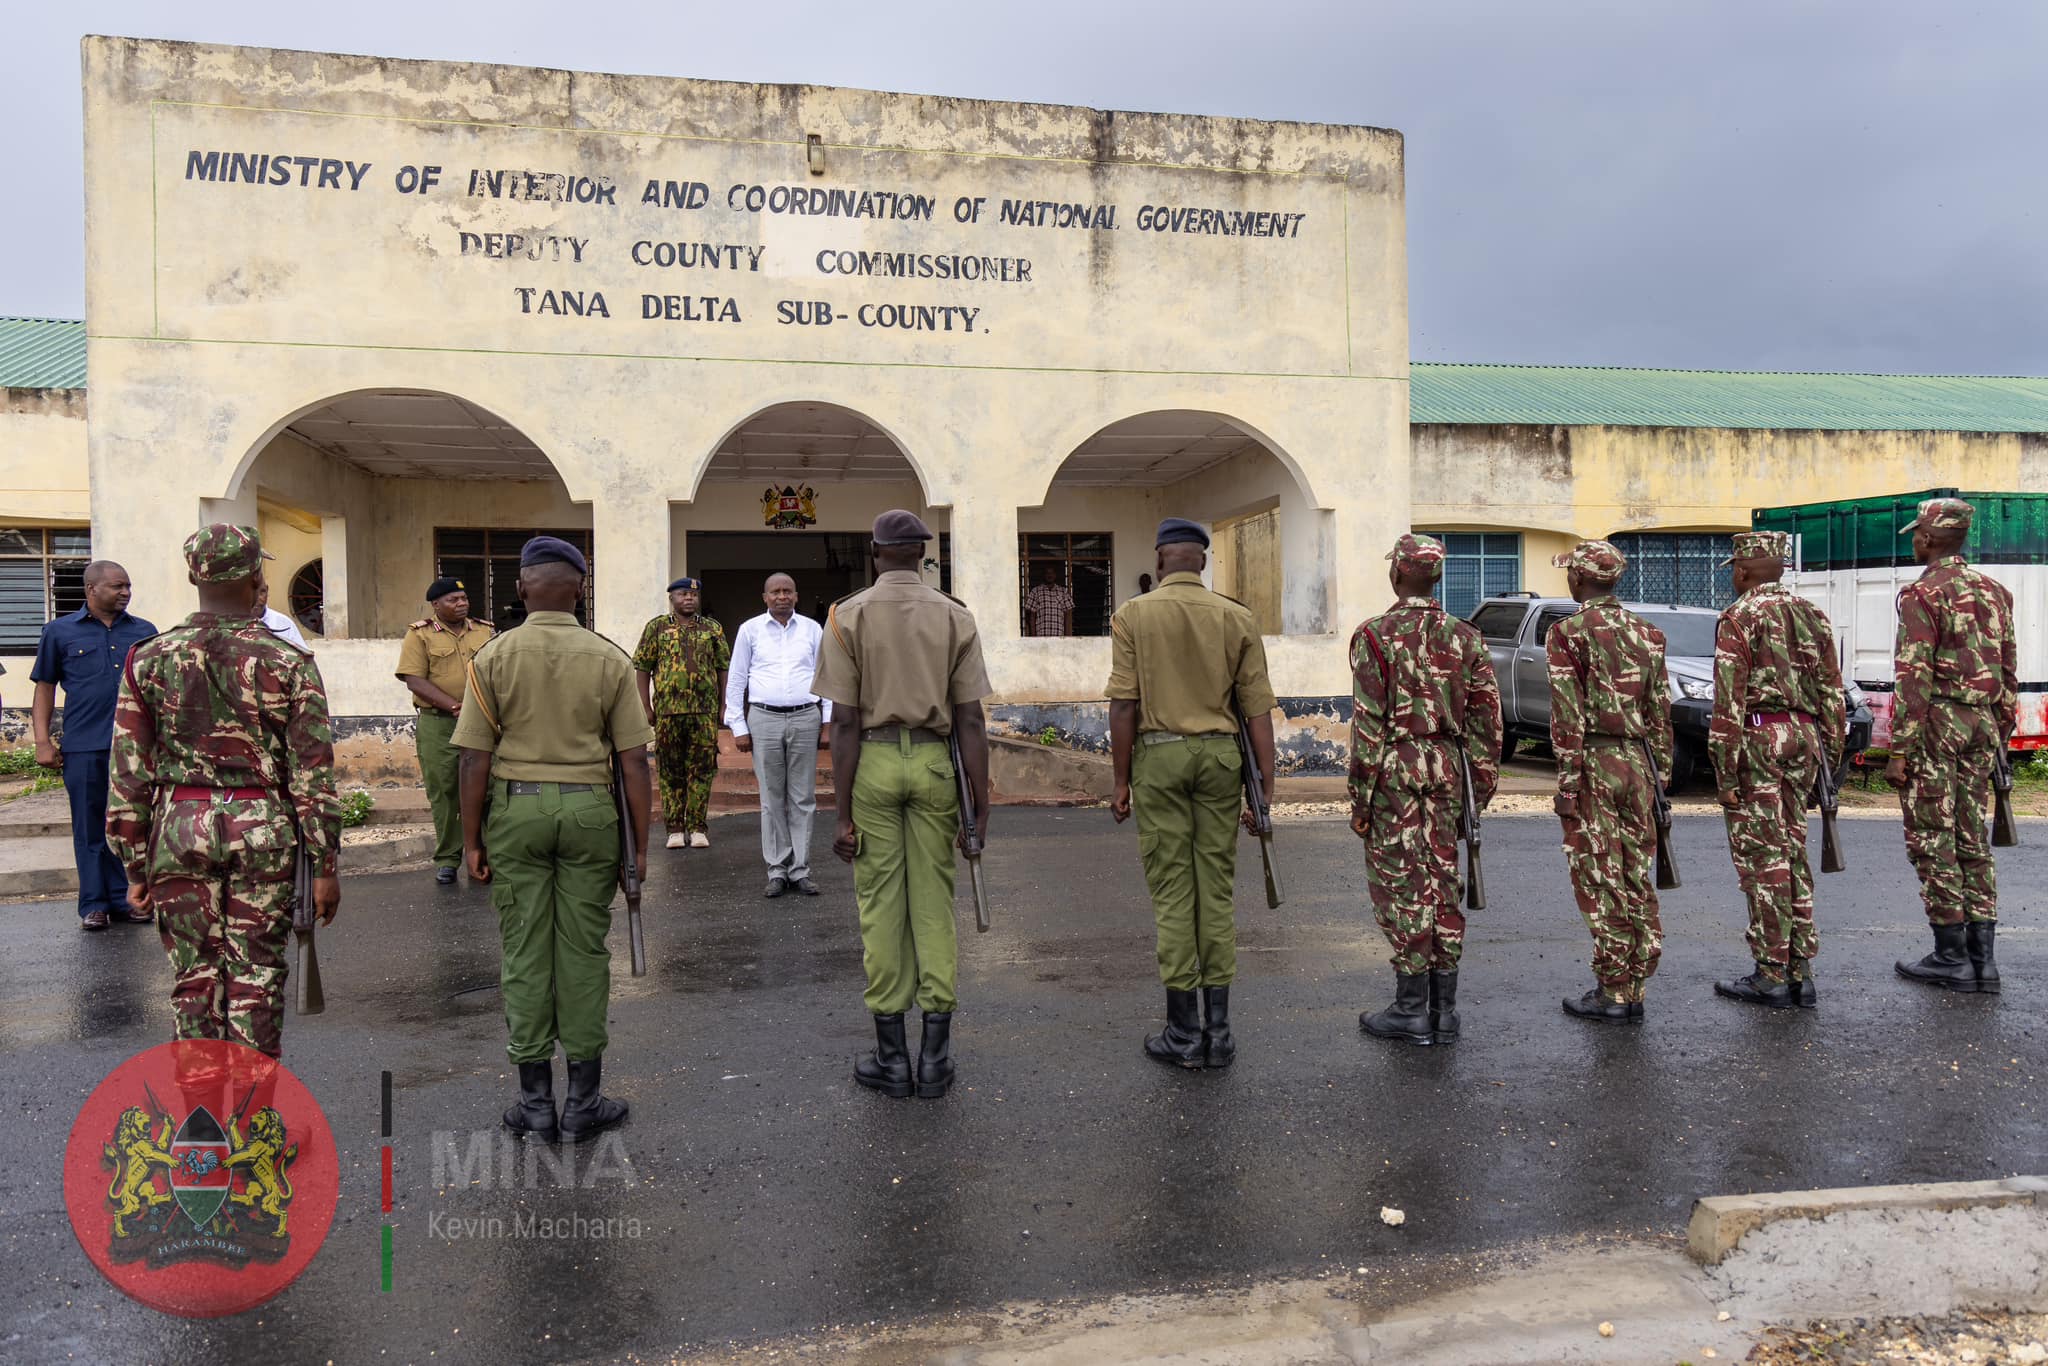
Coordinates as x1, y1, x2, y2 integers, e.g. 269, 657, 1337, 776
1410, 363, 2048, 433
0, 317, 86, 389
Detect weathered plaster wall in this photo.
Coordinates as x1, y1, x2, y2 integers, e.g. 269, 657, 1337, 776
0, 388, 91, 523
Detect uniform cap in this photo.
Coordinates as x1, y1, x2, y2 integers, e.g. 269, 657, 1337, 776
1900, 497, 1974, 535
1154, 517, 1210, 549
667, 576, 701, 592
1385, 533, 1446, 573
425, 576, 466, 602
519, 535, 588, 574
1552, 539, 1626, 581
1718, 530, 1791, 567
872, 509, 933, 545
183, 523, 274, 583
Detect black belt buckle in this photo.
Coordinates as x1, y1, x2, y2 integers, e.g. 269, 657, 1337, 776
506, 781, 592, 796
756, 702, 816, 714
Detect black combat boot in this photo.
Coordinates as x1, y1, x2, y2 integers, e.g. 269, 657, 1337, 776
1714, 968, 1796, 1009
1144, 989, 1207, 1068
855, 1013, 913, 1097
1896, 922, 1975, 991
1361, 973, 1433, 1045
1200, 986, 1236, 1068
1562, 986, 1632, 1024
1966, 921, 2000, 995
915, 1011, 955, 1098
502, 1060, 558, 1143
1789, 959, 1819, 1010
558, 1058, 628, 1144
1428, 971, 1460, 1045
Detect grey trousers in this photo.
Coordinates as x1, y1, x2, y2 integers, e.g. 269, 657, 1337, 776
748, 704, 821, 882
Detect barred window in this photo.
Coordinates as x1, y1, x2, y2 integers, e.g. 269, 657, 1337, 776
0, 527, 90, 653
1018, 533, 1112, 637
1421, 531, 1521, 619
1610, 533, 1735, 609
435, 528, 595, 629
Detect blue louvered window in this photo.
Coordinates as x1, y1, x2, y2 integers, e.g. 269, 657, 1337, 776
0, 528, 89, 653
1421, 531, 1521, 619
1610, 533, 1734, 609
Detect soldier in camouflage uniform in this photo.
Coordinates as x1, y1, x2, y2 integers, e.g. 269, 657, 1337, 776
1350, 534, 1502, 1047
1886, 497, 2018, 993
1547, 540, 1673, 1023
1709, 530, 1846, 1009
633, 576, 730, 849
107, 524, 341, 1058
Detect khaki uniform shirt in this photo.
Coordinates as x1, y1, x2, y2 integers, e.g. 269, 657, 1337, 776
1105, 571, 1277, 734
395, 616, 493, 710
811, 570, 992, 734
450, 611, 654, 782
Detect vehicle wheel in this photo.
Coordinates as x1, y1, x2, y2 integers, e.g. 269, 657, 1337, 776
1501, 734, 1518, 762
1665, 746, 1697, 795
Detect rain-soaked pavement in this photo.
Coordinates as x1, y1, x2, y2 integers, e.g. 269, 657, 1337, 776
3, 808, 2043, 1362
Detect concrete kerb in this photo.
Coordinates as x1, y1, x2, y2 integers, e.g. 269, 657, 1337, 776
1689, 1176, 2048, 1264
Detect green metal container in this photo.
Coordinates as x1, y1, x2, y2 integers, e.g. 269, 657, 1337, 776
1753, 489, 2048, 570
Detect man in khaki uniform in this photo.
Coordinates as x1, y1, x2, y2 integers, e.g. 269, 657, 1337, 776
811, 510, 992, 1101
454, 537, 653, 1144
395, 576, 493, 884
1107, 518, 1277, 1070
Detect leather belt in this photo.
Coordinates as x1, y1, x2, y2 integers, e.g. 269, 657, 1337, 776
504, 781, 595, 796
1141, 730, 1234, 746
752, 701, 818, 714
1583, 733, 1634, 745
1747, 710, 1815, 728
168, 785, 270, 801
860, 725, 944, 744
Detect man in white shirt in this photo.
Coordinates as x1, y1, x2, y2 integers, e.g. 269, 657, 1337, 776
256, 581, 310, 650
723, 572, 832, 897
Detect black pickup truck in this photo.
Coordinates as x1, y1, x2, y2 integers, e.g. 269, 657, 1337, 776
1467, 594, 1873, 790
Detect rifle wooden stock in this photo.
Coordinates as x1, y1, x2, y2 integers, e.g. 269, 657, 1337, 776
1992, 747, 2020, 849
294, 927, 324, 1015
1456, 748, 1485, 911
613, 762, 647, 976
951, 732, 990, 932
1642, 739, 1680, 890
1817, 764, 1847, 874
1234, 693, 1282, 909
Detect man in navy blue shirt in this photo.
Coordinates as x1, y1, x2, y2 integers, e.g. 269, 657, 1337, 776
31, 561, 157, 931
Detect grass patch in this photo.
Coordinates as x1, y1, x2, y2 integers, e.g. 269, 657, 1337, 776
339, 789, 375, 828
0, 747, 63, 798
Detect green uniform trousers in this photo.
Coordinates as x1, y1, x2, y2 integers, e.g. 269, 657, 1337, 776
415, 709, 463, 868
486, 780, 620, 1064
1132, 733, 1242, 990
655, 712, 719, 834
851, 735, 959, 1015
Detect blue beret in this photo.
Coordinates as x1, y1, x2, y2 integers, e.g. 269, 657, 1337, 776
1155, 518, 1210, 549
520, 535, 588, 574
667, 576, 700, 592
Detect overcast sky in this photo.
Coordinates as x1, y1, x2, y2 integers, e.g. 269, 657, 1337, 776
9, 1, 2044, 374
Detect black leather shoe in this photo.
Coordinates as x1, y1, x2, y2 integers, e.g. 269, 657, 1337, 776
1789, 959, 1819, 1010
1966, 921, 1999, 995
763, 877, 787, 899
794, 877, 820, 896
1714, 969, 1796, 1008
1428, 970, 1460, 1045
1562, 987, 1632, 1024
1362, 972, 1434, 1045
915, 1011, 954, 1098
559, 1058, 628, 1143
1626, 1000, 1646, 1022
855, 1013, 913, 1097
435, 866, 458, 886
1897, 922, 1975, 991
503, 1060, 559, 1143
1144, 989, 1207, 1068
1201, 986, 1236, 1068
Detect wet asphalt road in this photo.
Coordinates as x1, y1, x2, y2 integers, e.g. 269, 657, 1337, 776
3, 809, 2044, 1363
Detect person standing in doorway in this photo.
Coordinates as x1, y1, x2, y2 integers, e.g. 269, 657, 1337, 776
395, 577, 493, 884
1025, 563, 1075, 637
724, 573, 831, 898
255, 579, 309, 650
634, 576, 729, 849
31, 560, 158, 931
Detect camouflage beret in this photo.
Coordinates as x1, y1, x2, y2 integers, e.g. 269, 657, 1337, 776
1552, 539, 1626, 581
1719, 530, 1792, 567
1385, 533, 1446, 572
1900, 497, 1973, 535
183, 523, 273, 583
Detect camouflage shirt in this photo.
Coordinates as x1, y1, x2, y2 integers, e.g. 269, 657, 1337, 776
1892, 555, 2018, 755
632, 613, 731, 715
107, 613, 343, 878
1710, 582, 1847, 783
1546, 595, 1674, 794
1348, 596, 1503, 810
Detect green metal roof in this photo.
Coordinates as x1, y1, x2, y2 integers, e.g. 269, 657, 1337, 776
0, 317, 86, 389
1409, 363, 2048, 433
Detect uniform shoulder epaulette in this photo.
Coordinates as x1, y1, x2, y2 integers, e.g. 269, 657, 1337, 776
588, 629, 635, 661
937, 589, 970, 608
471, 617, 494, 629
408, 618, 432, 631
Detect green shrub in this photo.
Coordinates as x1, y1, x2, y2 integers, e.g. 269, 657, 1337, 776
339, 789, 375, 828
1037, 725, 1061, 747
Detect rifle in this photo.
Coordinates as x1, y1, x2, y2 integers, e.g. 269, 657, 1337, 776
1234, 690, 1282, 909
1455, 747, 1486, 911
1815, 757, 1847, 874
613, 758, 648, 976
292, 845, 324, 1014
1641, 738, 1681, 890
949, 731, 990, 933
1992, 744, 2021, 849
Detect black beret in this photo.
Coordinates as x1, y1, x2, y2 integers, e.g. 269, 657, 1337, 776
426, 576, 467, 602
667, 576, 701, 592
520, 535, 588, 574
1155, 517, 1210, 549
872, 509, 934, 545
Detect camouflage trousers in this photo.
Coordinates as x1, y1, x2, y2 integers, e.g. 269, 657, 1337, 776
1720, 719, 1823, 982
1558, 739, 1661, 1002
654, 712, 719, 834
1901, 698, 2001, 925
1363, 740, 1464, 975
149, 794, 296, 1058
